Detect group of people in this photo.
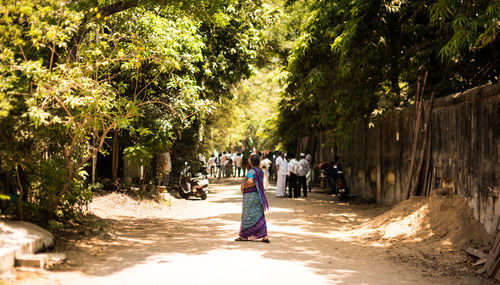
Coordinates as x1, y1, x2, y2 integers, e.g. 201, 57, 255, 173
275, 152, 312, 198
203, 150, 313, 199
204, 152, 274, 184
205, 152, 247, 178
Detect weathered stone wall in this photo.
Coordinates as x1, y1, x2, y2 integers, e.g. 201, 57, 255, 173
298, 83, 500, 233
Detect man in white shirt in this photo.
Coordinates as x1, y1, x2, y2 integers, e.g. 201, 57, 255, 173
199, 154, 206, 165
260, 155, 272, 189
287, 154, 300, 198
199, 154, 207, 175
275, 151, 287, 198
234, 153, 243, 177
221, 152, 227, 177
298, 153, 310, 197
215, 153, 222, 178
207, 154, 216, 177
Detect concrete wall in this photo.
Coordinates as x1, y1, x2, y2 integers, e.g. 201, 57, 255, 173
298, 83, 500, 233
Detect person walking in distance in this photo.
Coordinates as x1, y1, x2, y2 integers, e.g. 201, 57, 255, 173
288, 153, 300, 198
221, 152, 227, 177
234, 153, 243, 177
216, 153, 222, 179
207, 154, 216, 177
305, 152, 313, 192
275, 151, 287, 198
297, 153, 309, 197
225, 158, 234, 177
260, 154, 272, 190
326, 161, 336, 194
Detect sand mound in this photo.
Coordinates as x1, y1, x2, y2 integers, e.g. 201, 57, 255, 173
362, 195, 489, 249
90, 192, 173, 219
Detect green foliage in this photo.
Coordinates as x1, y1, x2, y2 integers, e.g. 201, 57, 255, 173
204, 65, 282, 153
0, 0, 267, 223
201, 0, 284, 153
26, 157, 92, 221
429, 0, 499, 58
277, 0, 499, 147
198, 0, 276, 99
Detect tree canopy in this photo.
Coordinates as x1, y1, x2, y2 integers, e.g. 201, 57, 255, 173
277, 0, 499, 148
0, 0, 269, 221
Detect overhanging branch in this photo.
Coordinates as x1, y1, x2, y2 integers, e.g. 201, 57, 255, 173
67, 0, 139, 62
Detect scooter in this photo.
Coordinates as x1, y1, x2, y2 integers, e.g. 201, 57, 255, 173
179, 165, 209, 200
335, 170, 349, 200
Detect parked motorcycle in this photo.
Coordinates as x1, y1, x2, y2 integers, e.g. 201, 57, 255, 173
335, 170, 349, 200
179, 165, 209, 200
317, 162, 330, 191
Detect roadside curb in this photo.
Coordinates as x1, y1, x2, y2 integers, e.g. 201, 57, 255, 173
0, 220, 54, 275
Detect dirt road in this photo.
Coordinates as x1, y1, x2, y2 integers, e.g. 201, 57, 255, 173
12, 178, 487, 285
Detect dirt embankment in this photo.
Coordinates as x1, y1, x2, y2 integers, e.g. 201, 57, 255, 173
358, 195, 489, 277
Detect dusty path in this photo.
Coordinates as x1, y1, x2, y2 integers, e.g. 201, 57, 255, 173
12, 178, 486, 285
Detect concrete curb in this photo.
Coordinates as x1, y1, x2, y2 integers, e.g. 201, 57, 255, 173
0, 220, 54, 274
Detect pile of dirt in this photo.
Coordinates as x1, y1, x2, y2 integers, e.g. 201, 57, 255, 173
359, 195, 490, 277
363, 195, 489, 249
90, 192, 173, 219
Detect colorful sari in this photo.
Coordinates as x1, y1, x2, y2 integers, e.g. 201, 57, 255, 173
239, 167, 269, 239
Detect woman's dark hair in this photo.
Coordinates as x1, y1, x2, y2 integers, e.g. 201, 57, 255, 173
250, 153, 260, 167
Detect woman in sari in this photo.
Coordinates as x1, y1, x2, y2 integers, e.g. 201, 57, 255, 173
235, 153, 270, 243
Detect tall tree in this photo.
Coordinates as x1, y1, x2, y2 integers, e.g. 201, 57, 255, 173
278, 0, 499, 147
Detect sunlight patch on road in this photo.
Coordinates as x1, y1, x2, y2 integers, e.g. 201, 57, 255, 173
267, 220, 359, 243
114, 236, 155, 244
268, 207, 293, 213
97, 249, 332, 285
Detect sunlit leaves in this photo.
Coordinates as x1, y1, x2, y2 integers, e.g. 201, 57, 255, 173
430, 0, 499, 59
279, 0, 499, 148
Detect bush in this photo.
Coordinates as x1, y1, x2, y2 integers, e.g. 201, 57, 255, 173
26, 157, 93, 223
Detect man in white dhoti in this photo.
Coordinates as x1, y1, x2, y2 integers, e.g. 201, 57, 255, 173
275, 151, 287, 198
260, 155, 272, 190
305, 152, 313, 192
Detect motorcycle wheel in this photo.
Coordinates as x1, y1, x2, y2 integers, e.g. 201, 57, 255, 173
179, 183, 191, 199
338, 188, 349, 200
179, 190, 190, 199
199, 190, 207, 200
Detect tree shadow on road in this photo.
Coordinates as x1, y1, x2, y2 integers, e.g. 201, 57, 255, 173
46, 183, 461, 285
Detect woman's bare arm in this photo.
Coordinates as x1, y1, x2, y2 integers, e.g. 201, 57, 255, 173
241, 178, 256, 192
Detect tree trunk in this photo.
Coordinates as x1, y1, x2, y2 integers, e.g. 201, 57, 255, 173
92, 135, 96, 184
112, 130, 119, 181
410, 92, 434, 197
403, 72, 428, 199
48, 160, 73, 219
15, 166, 24, 221
403, 96, 424, 199
422, 124, 433, 196
47, 126, 115, 219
